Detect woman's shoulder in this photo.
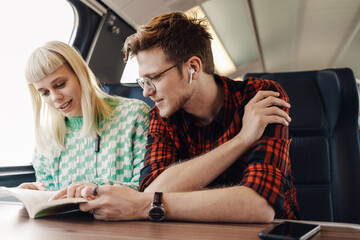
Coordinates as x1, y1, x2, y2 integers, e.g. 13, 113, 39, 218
107, 97, 151, 117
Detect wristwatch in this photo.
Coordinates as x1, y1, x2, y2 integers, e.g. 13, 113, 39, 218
148, 192, 166, 221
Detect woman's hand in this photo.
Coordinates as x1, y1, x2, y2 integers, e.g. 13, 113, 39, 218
49, 182, 97, 201
17, 182, 47, 191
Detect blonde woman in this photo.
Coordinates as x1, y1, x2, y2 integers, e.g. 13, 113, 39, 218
18, 41, 150, 198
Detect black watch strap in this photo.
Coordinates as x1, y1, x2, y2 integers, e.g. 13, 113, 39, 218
153, 192, 163, 205
149, 192, 166, 221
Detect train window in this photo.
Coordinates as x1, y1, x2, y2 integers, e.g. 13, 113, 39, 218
120, 57, 139, 83
0, 0, 74, 166
87, 9, 136, 84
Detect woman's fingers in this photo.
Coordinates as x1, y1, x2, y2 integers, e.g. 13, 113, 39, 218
74, 185, 86, 198
81, 185, 99, 200
37, 183, 47, 191
50, 182, 98, 200
17, 182, 47, 191
81, 186, 94, 199
49, 187, 68, 201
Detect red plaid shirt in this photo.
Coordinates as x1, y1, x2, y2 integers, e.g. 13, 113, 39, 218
140, 75, 301, 219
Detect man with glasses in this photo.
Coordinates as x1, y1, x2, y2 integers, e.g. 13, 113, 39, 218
80, 11, 300, 222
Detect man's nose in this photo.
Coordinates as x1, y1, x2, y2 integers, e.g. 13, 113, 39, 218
143, 84, 155, 98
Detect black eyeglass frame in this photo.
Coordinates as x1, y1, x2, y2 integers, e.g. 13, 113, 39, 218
136, 61, 185, 91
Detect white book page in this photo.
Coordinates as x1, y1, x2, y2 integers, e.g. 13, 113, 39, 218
0, 187, 87, 218
0, 187, 55, 217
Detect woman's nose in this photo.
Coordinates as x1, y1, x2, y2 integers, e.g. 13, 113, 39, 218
51, 90, 63, 102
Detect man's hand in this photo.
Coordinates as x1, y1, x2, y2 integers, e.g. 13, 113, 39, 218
17, 182, 47, 191
237, 90, 291, 147
79, 185, 150, 221
49, 182, 97, 201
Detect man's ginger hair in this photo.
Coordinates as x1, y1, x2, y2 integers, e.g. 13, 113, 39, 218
123, 11, 214, 74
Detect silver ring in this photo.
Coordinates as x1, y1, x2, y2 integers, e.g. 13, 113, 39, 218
90, 209, 95, 215
93, 185, 98, 196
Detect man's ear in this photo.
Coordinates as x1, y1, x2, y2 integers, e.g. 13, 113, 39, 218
188, 57, 201, 73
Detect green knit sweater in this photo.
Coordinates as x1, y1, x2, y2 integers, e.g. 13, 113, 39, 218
33, 97, 150, 191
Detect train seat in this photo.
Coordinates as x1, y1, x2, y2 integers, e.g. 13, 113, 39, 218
101, 83, 155, 108
244, 68, 360, 224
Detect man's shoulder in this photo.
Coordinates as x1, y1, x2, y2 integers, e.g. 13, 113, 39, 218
220, 75, 287, 107
225, 76, 281, 93
244, 77, 282, 91
243, 77, 288, 101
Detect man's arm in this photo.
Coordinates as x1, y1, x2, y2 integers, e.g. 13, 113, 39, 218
162, 186, 274, 222
80, 184, 275, 223
144, 136, 252, 192
144, 90, 291, 193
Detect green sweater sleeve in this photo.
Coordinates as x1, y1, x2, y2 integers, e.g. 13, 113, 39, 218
32, 148, 59, 191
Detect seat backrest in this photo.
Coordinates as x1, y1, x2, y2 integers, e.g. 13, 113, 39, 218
101, 83, 155, 108
245, 68, 360, 224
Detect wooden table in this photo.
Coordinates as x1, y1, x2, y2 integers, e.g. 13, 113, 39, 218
1, 201, 360, 240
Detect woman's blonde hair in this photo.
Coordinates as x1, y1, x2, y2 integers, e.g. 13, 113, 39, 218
25, 40, 114, 156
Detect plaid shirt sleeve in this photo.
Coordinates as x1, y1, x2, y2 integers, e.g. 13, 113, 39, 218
239, 79, 300, 219
139, 108, 178, 191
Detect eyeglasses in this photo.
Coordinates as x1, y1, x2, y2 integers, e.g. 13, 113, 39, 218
136, 61, 183, 91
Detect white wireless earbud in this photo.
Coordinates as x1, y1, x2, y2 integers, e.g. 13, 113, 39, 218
189, 69, 195, 84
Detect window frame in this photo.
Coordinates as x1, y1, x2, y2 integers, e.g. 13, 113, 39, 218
0, 0, 104, 186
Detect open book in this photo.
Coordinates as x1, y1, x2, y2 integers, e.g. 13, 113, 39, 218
0, 187, 87, 218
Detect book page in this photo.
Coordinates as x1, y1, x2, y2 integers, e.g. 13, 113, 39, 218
0, 187, 87, 218
0, 187, 55, 212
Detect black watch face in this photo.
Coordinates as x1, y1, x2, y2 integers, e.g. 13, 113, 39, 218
149, 206, 165, 221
